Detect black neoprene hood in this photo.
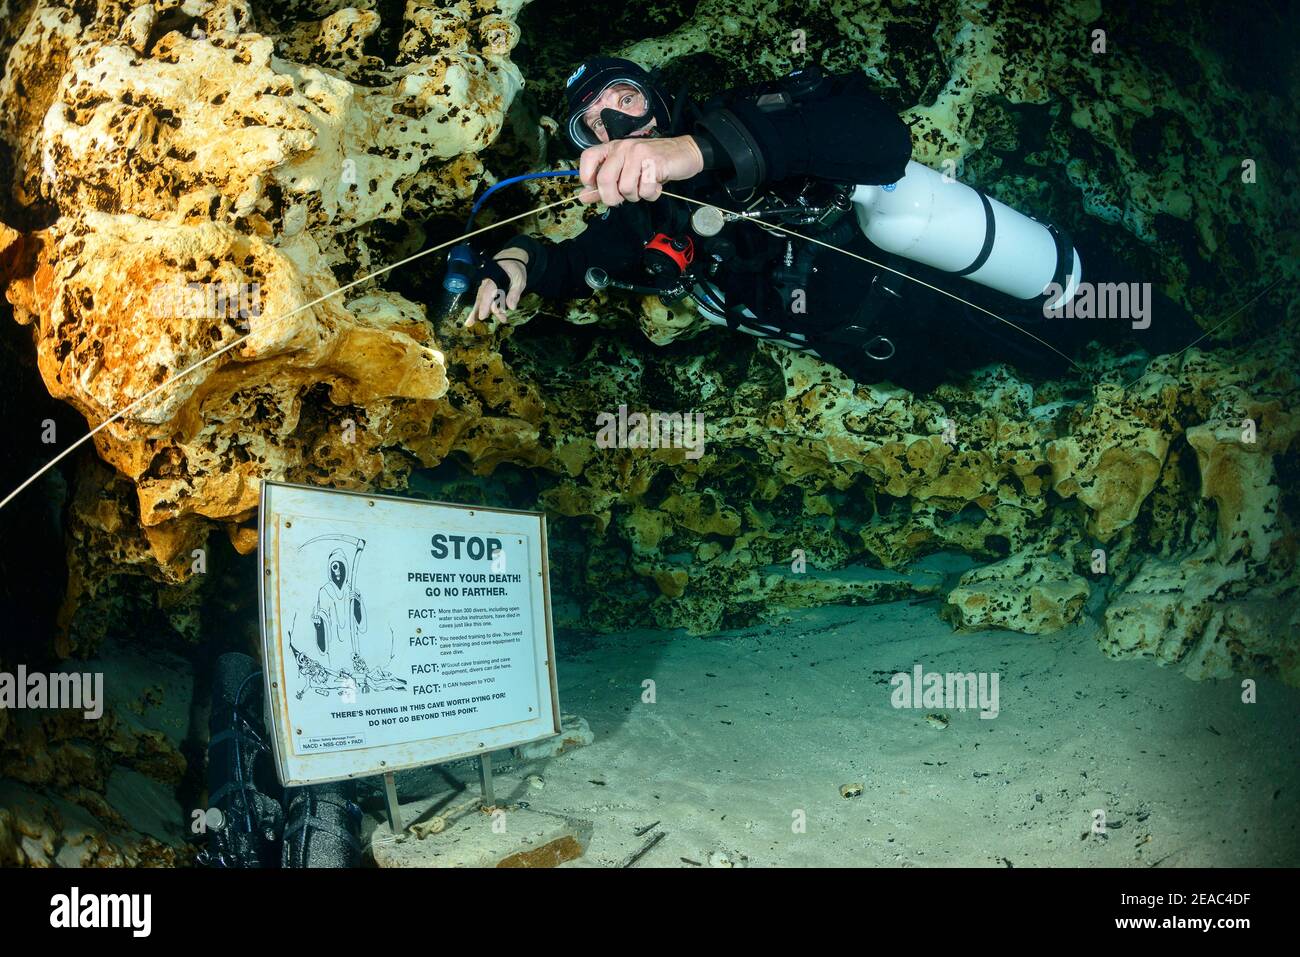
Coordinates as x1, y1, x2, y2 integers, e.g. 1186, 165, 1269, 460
563, 56, 672, 150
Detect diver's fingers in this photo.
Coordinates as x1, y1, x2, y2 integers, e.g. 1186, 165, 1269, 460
505, 277, 525, 310
471, 279, 498, 325
579, 143, 611, 188
638, 158, 660, 201
617, 153, 643, 202
596, 149, 627, 206
578, 187, 601, 204
498, 261, 527, 310
473, 280, 498, 323
490, 288, 508, 319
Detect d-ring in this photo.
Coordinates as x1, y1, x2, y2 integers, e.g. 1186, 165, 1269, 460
865, 335, 895, 361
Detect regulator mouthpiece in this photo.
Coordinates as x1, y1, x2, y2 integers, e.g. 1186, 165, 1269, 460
585, 267, 611, 291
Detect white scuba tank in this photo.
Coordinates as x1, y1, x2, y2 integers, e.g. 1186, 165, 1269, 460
684, 159, 1083, 348
851, 160, 1083, 310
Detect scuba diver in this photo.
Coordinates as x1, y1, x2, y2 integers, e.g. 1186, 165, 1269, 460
461, 57, 1197, 388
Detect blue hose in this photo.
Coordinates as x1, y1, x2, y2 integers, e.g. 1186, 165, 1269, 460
442, 170, 581, 296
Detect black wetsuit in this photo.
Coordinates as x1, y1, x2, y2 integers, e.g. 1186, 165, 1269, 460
498, 70, 1196, 389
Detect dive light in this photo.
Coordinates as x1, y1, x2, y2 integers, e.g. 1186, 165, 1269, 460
437, 170, 581, 319
435, 241, 477, 320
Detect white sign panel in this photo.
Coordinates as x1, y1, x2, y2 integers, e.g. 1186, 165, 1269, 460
258, 480, 560, 786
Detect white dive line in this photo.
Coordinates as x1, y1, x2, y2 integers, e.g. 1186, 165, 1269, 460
666, 190, 1284, 396
0, 195, 579, 512
1122, 276, 1285, 391
4, 183, 1283, 513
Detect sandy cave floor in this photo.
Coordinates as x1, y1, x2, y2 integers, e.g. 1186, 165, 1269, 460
362, 596, 1300, 868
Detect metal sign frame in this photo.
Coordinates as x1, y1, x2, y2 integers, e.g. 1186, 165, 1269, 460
257, 480, 561, 788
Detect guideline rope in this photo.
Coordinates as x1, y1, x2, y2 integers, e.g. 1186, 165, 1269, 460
2, 182, 1280, 511
0, 195, 579, 512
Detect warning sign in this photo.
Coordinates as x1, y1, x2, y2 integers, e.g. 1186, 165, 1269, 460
258, 481, 560, 786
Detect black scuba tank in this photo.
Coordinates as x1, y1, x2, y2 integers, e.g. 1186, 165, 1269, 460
281, 782, 363, 869
202, 652, 285, 868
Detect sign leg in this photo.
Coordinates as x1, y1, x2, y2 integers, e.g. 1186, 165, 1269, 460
384, 771, 403, 834
478, 753, 496, 809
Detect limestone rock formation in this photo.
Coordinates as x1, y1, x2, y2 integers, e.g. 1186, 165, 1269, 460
1, 0, 535, 639
0, 0, 1297, 866
945, 551, 1090, 635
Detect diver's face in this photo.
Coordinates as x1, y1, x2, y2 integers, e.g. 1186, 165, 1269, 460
583, 83, 656, 144
330, 561, 345, 587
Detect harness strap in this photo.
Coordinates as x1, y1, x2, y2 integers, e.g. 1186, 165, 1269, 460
1042, 222, 1076, 301
953, 188, 996, 277
208, 727, 259, 753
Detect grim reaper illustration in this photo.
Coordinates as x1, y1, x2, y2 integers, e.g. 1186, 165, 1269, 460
288, 534, 406, 700
312, 541, 368, 672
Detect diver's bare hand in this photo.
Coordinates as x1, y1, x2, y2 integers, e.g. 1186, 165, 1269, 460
467, 249, 529, 327
579, 135, 704, 206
